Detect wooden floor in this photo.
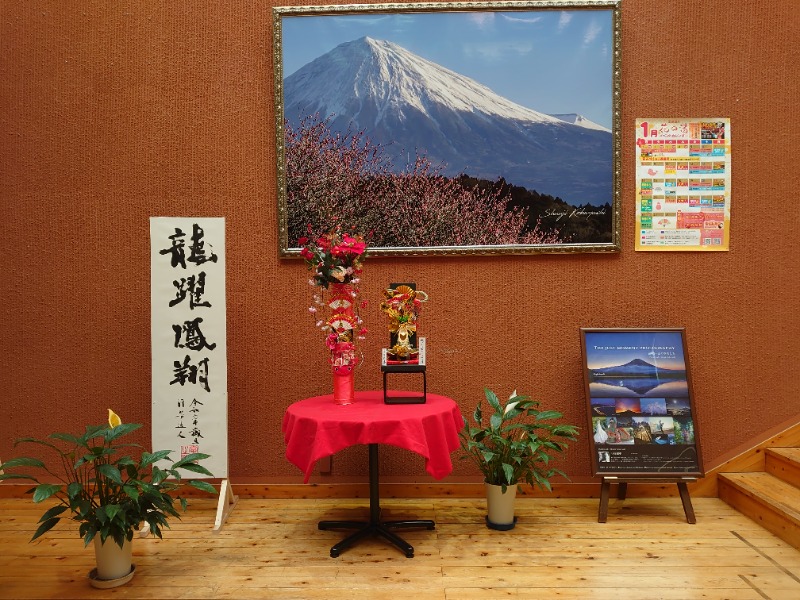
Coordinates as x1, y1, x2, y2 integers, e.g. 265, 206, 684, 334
1, 496, 800, 599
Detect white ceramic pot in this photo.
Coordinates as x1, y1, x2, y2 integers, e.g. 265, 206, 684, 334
93, 536, 133, 581
485, 482, 518, 529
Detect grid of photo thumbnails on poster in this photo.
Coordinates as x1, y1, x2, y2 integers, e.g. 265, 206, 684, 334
581, 329, 703, 477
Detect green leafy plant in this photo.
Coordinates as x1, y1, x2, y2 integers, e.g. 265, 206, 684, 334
0, 410, 217, 549
460, 388, 579, 492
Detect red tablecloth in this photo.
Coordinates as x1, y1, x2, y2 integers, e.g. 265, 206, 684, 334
283, 391, 464, 483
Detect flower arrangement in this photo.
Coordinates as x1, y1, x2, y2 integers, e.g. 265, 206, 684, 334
299, 227, 369, 375
298, 226, 367, 289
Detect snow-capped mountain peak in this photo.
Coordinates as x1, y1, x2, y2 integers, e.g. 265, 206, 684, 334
283, 37, 613, 205
549, 113, 611, 132
287, 36, 564, 127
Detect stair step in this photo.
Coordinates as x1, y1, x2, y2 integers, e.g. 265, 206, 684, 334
718, 472, 800, 549
766, 447, 800, 488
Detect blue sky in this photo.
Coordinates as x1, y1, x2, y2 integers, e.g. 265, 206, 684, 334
280, 7, 615, 129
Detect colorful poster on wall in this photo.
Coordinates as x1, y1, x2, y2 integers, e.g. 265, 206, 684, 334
635, 118, 731, 251
150, 217, 228, 478
580, 328, 704, 477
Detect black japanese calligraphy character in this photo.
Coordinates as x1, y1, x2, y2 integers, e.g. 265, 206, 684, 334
170, 355, 211, 393
169, 271, 212, 309
172, 317, 217, 352
190, 426, 204, 444
159, 228, 187, 269
187, 224, 218, 266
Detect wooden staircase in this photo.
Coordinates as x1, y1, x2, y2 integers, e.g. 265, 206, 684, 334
718, 448, 800, 549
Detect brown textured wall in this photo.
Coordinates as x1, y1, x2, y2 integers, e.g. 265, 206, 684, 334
1, 1, 798, 486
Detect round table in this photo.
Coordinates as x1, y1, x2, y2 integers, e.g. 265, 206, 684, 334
282, 390, 463, 557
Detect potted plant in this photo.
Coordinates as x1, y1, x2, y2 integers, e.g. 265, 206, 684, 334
460, 388, 579, 530
0, 409, 216, 587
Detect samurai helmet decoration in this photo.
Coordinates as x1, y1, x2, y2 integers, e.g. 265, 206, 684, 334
380, 284, 428, 361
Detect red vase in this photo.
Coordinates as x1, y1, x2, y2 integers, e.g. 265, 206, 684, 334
332, 365, 355, 405
327, 282, 358, 405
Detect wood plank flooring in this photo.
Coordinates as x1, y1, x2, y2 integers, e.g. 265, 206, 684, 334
1, 496, 799, 599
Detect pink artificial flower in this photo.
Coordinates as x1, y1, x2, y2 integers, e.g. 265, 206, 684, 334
297, 236, 309, 246
299, 247, 315, 260
325, 333, 338, 350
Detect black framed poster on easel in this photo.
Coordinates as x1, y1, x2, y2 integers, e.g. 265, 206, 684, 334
580, 328, 704, 478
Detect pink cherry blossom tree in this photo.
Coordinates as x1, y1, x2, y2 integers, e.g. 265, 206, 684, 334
284, 114, 561, 247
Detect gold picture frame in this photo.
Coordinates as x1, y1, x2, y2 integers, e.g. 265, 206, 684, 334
274, 1, 621, 256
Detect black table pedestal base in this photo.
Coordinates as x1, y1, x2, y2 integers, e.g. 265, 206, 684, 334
318, 444, 435, 558
319, 518, 434, 558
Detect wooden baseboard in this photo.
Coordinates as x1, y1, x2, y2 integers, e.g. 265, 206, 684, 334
0, 480, 719, 499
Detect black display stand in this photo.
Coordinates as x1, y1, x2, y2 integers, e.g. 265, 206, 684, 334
382, 363, 427, 404
317, 443, 434, 557
598, 476, 697, 524
381, 337, 427, 404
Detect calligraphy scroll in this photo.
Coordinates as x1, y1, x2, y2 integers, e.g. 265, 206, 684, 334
150, 217, 228, 478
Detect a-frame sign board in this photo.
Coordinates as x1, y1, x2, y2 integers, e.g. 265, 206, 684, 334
140, 479, 238, 537
580, 328, 704, 524
598, 476, 697, 523
213, 479, 238, 531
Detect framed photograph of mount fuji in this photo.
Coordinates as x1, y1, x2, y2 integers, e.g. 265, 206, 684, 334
580, 328, 704, 478
273, 1, 621, 256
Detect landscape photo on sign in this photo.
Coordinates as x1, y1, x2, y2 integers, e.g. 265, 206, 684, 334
584, 330, 689, 398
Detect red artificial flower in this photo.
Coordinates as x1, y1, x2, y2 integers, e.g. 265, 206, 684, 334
341, 234, 366, 255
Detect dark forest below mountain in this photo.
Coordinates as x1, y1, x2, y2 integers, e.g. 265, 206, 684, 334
457, 176, 614, 244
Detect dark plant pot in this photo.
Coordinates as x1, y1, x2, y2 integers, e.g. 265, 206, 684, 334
485, 515, 518, 530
